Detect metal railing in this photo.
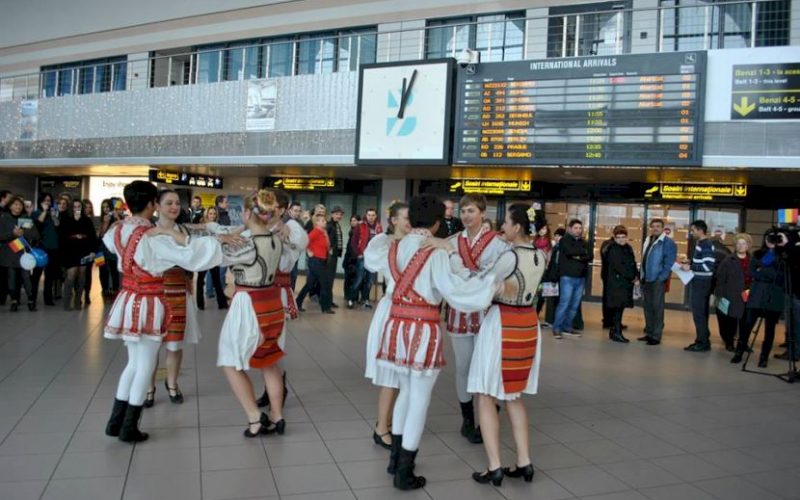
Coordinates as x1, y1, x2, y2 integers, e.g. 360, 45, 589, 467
0, 0, 793, 102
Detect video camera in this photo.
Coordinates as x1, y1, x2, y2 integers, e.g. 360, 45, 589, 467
765, 225, 800, 246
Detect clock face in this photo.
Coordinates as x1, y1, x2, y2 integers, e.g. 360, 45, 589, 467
356, 60, 453, 164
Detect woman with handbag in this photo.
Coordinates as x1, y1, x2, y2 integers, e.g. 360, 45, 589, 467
715, 234, 752, 353
731, 231, 786, 367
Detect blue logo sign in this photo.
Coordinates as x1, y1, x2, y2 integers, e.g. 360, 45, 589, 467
386, 88, 416, 136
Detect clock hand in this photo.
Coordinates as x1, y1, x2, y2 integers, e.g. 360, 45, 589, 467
397, 69, 418, 119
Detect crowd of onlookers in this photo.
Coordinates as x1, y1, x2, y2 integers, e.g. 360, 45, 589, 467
2, 186, 798, 368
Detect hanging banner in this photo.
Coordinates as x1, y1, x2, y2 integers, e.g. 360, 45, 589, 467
246, 80, 277, 131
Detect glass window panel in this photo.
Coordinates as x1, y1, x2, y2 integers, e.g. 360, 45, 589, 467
338, 36, 353, 71
267, 41, 293, 77
426, 17, 472, 59
78, 66, 94, 94
93, 64, 108, 93
359, 34, 377, 66
197, 49, 222, 83
320, 38, 336, 73
58, 68, 74, 95
547, 16, 566, 57
112, 61, 126, 91
42, 71, 56, 97
296, 38, 319, 75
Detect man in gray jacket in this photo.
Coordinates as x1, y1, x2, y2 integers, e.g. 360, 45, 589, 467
638, 219, 677, 346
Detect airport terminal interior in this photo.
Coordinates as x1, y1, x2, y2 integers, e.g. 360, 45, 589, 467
1, 0, 800, 499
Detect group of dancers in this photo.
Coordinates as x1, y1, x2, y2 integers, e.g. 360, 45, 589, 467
102, 181, 545, 491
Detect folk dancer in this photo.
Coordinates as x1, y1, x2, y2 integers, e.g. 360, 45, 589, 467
103, 181, 231, 443
375, 195, 497, 490
445, 194, 508, 443
468, 204, 546, 486
363, 202, 411, 450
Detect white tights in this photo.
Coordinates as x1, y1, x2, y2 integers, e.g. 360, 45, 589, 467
116, 340, 161, 406
392, 371, 439, 451
450, 335, 475, 404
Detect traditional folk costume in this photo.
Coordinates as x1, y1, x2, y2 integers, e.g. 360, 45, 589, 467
374, 230, 496, 489
103, 216, 223, 442
162, 225, 202, 352
216, 231, 288, 371
273, 219, 308, 320
363, 233, 399, 389
445, 227, 508, 441
469, 245, 546, 400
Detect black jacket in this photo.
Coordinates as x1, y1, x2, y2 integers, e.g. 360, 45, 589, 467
543, 243, 561, 282
558, 233, 592, 278
600, 237, 614, 282
747, 249, 785, 312
442, 217, 464, 237
217, 207, 231, 226
605, 243, 638, 309
714, 254, 748, 319
326, 220, 344, 258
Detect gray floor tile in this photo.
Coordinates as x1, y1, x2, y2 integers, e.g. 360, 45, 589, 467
0, 480, 47, 500
599, 460, 682, 489
424, 478, 506, 500
201, 467, 278, 500
353, 485, 431, 500
0, 432, 72, 456
41, 476, 125, 500
326, 437, 392, 463
532, 443, 591, 471
743, 468, 800, 499
273, 463, 349, 495
696, 448, 776, 475
537, 423, 604, 444
582, 419, 647, 440
640, 483, 717, 500
201, 425, 270, 448
566, 440, 640, 464
547, 465, 630, 497
0, 453, 61, 481
122, 471, 202, 500
264, 440, 334, 467
613, 435, 685, 459
201, 444, 268, 471
649, 454, 729, 482
53, 448, 132, 478
692, 476, 783, 500
315, 420, 372, 440
281, 491, 357, 500
499, 473, 576, 500
338, 459, 394, 489
129, 447, 201, 475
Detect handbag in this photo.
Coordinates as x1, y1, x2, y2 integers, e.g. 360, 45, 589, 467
542, 282, 559, 297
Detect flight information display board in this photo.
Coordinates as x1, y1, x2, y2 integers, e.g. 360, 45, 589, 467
453, 52, 706, 166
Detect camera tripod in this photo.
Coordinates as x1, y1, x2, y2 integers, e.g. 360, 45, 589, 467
741, 254, 798, 384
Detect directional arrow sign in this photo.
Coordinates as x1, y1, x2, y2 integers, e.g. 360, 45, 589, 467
733, 96, 756, 117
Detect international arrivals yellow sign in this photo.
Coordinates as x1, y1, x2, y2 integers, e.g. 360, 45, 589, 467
450, 179, 532, 195
644, 183, 748, 201
273, 178, 337, 191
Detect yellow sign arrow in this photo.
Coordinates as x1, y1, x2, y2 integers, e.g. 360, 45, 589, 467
733, 96, 756, 117
734, 185, 747, 197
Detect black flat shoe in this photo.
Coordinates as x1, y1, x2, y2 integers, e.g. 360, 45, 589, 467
373, 428, 392, 450
331, 303, 339, 308
265, 418, 286, 435
503, 463, 534, 482
730, 353, 743, 364
244, 413, 270, 437
165, 380, 184, 404
143, 388, 156, 408
472, 468, 504, 486
646, 338, 661, 346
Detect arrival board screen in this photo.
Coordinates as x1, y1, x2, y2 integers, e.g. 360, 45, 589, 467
453, 52, 706, 166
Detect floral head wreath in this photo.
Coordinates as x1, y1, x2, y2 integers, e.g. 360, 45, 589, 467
249, 191, 276, 223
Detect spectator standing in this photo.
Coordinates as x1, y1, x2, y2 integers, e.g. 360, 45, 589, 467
195, 206, 228, 310
774, 231, 800, 362
213, 195, 231, 299
32, 193, 60, 305
684, 220, 716, 352
58, 199, 98, 310
732, 232, 785, 367
326, 206, 345, 308
552, 219, 592, 338
0, 189, 12, 304
604, 226, 638, 343
343, 215, 361, 305
0, 196, 41, 311
600, 228, 620, 330
442, 200, 464, 237
189, 196, 205, 224
296, 215, 334, 314
541, 227, 565, 329
715, 234, 752, 353
533, 223, 552, 318
639, 219, 678, 346
97, 199, 121, 299
348, 208, 382, 309
82, 199, 97, 305
286, 202, 303, 290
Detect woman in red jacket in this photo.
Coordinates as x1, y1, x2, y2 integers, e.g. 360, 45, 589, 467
296, 215, 334, 313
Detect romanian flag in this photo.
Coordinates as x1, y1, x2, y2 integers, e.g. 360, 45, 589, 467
778, 208, 799, 225
7, 237, 27, 253
112, 198, 124, 211
94, 252, 106, 266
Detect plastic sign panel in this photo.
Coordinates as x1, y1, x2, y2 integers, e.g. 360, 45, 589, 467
272, 178, 340, 191
731, 63, 800, 119
149, 170, 223, 189
449, 179, 532, 195
643, 183, 747, 201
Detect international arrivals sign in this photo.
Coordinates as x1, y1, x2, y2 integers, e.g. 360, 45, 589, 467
449, 179, 532, 195
644, 183, 747, 201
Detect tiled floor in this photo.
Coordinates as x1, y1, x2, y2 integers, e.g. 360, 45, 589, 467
1, 282, 799, 500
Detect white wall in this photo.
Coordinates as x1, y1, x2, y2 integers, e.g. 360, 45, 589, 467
630, 0, 659, 54
524, 8, 549, 60
379, 179, 407, 229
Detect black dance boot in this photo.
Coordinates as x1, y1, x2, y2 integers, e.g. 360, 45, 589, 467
387, 434, 402, 474
118, 404, 149, 443
104, 399, 128, 437
460, 400, 483, 444
393, 448, 426, 490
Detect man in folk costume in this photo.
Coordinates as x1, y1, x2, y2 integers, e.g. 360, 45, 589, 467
445, 194, 509, 444
217, 190, 298, 437
256, 188, 308, 409
468, 204, 546, 486
374, 195, 497, 490
103, 181, 234, 443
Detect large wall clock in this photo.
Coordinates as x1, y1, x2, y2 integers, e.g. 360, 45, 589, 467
356, 59, 454, 165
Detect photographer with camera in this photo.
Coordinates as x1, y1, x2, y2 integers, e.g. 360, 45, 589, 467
773, 228, 800, 364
